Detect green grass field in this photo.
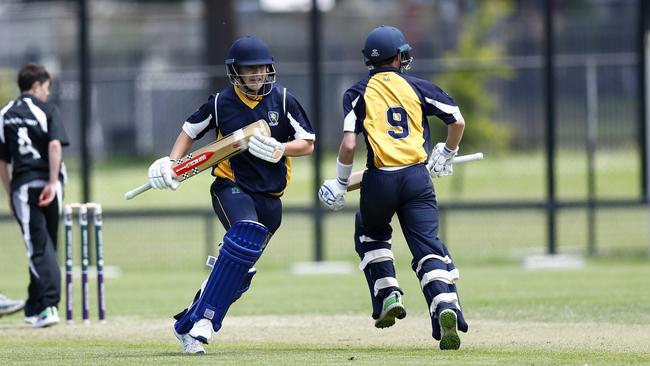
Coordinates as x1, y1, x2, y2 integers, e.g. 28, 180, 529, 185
1, 149, 649, 365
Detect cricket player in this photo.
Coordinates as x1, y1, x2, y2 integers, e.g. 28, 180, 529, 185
0, 63, 69, 328
147, 36, 315, 354
318, 26, 469, 350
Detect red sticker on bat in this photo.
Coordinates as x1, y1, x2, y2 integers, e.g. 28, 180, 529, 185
174, 151, 213, 175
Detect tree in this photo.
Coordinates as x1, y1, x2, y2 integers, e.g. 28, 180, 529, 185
432, 1, 515, 152
204, 0, 235, 88
0, 69, 16, 107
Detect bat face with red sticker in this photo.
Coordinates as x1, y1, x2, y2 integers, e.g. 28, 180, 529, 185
125, 120, 270, 200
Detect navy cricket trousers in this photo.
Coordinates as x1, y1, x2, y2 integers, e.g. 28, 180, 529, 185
359, 163, 446, 261
210, 178, 282, 235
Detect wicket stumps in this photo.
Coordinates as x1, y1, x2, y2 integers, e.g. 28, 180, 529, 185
64, 202, 106, 324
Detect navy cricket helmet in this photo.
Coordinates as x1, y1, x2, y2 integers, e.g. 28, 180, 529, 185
225, 36, 276, 97
362, 26, 413, 71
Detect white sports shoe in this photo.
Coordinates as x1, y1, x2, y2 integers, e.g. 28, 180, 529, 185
189, 318, 213, 344
374, 291, 406, 329
24, 316, 38, 325
173, 326, 205, 354
0, 294, 25, 317
33, 306, 60, 328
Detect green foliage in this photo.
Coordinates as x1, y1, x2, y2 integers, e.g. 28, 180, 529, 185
431, 1, 515, 152
0, 68, 17, 106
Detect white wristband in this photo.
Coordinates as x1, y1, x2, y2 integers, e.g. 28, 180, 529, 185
336, 158, 353, 182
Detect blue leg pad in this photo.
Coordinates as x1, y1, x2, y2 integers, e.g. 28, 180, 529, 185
174, 303, 197, 335
233, 268, 256, 303
174, 268, 257, 335
188, 221, 269, 332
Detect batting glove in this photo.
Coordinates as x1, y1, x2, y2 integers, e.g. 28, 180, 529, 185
249, 128, 285, 163
148, 156, 180, 190
427, 143, 457, 178
318, 179, 347, 211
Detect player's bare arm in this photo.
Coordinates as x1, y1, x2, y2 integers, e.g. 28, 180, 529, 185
445, 116, 465, 150
169, 130, 195, 161
0, 160, 10, 195
0, 159, 11, 212
337, 132, 356, 166
282, 138, 314, 157
317, 132, 356, 211
250, 133, 314, 162
38, 139, 62, 207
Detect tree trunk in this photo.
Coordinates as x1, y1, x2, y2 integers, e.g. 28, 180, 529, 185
204, 0, 235, 91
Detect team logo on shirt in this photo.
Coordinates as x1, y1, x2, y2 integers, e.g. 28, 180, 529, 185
267, 111, 280, 126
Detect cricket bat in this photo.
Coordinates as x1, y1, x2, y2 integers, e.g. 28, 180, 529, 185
125, 119, 271, 200
346, 152, 484, 191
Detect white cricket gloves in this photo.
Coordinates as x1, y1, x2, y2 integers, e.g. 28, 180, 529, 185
427, 142, 457, 178
249, 128, 285, 163
318, 178, 347, 211
148, 156, 180, 190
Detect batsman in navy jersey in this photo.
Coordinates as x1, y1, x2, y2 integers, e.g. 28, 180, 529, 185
319, 26, 468, 350
0, 64, 69, 328
146, 36, 314, 354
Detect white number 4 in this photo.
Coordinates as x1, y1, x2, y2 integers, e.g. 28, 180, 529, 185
17, 127, 41, 159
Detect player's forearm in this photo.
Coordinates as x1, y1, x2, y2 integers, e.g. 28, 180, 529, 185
169, 131, 195, 161
283, 139, 314, 157
0, 160, 11, 195
445, 117, 465, 150
47, 140, 62, 184
337, 132, 356, 165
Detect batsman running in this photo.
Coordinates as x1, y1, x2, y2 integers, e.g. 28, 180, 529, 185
318, 26, 469, 350
146, 36, 315, 354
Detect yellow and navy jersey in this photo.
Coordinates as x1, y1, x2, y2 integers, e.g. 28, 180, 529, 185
182, 84, 315, 196
343, 66, 462, 169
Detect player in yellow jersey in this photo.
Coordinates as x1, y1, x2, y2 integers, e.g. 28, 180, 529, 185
319, 26, 468, 350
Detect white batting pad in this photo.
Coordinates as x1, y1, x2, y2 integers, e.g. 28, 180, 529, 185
415, 254, 452, 273
420, 269, 460, 288
373, 277, 399, 296
358, 248, 394, 271
429, 292, 461, 316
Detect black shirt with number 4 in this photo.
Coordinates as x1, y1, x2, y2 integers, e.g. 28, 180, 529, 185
0, 94, 69, 190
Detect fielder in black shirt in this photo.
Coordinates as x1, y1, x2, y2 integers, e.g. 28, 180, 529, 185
0, 63, 69, 328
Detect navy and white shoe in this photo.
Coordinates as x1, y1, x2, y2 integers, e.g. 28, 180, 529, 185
374, 291, 406, 329
173, 325, 205, 354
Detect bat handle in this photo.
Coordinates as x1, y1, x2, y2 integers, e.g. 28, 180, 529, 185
451, 152, 484, 164
124, 182, 151, 200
